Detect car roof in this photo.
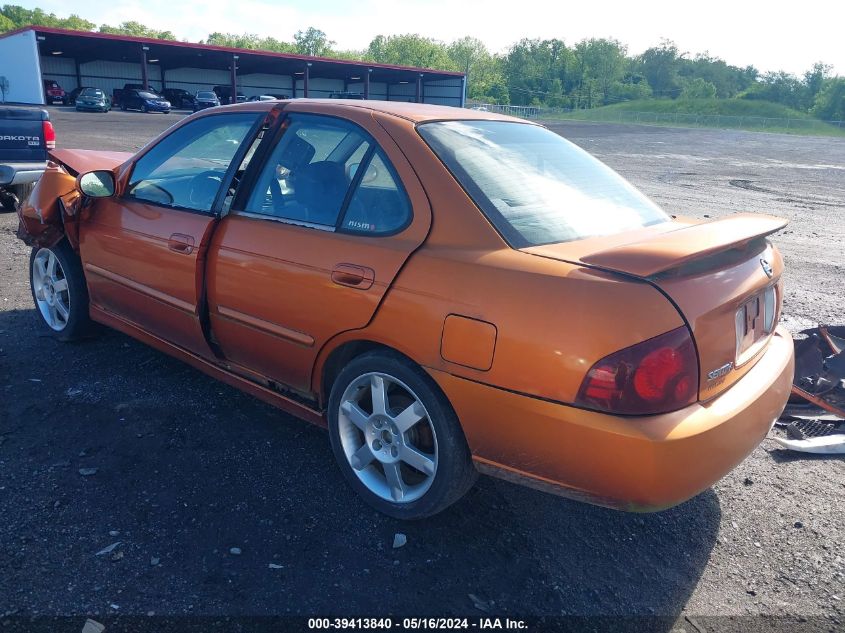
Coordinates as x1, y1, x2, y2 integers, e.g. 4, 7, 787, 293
220, 98, 531, 124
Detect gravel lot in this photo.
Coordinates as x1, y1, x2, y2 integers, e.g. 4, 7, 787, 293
0, 107, 843, 628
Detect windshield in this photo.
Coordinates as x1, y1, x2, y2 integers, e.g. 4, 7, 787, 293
138, 91, 160, 99
417, 120, 669, 247
81, 88, 104, 97
197, 92, 217, 99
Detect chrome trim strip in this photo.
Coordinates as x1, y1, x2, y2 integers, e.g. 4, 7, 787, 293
217, 305, 315, 347
84, 263, 195, 314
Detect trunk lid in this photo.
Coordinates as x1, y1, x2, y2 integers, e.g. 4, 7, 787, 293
524, 214, 787, 401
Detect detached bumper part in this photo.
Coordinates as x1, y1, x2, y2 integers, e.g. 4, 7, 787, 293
775, 324, 845, 454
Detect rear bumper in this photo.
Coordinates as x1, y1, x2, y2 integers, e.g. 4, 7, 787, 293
430, 325, 794, 511
0, 161, 47, 186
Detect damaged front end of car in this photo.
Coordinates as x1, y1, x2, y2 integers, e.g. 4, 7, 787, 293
16, 148, 131, 251
16, 161, 82, 250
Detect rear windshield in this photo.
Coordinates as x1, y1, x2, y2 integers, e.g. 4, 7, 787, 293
417, 120, 669, 247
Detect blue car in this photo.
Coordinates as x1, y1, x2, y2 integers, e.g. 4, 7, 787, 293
121, 89, 171, 114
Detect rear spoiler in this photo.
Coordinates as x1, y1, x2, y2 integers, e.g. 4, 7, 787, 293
580, 214, 788, 277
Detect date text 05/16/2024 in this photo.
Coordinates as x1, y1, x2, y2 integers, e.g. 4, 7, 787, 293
307, 618, 529, 630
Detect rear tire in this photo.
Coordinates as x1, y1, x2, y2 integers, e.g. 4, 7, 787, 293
29, 240, 93, 342
328, 351, 477, 519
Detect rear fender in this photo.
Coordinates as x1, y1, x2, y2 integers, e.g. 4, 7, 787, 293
16, 162, 82, 250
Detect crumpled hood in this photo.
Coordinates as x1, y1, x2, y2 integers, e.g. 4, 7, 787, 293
49, 149, 132, 175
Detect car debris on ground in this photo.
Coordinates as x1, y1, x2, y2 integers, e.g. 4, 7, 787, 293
774, 325, 845, 454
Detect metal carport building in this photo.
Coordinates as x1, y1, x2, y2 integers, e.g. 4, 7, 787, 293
0, 26, 466, 107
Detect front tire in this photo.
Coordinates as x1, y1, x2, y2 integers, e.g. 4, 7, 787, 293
328, 351, 477, 519
29, 241, 93, 341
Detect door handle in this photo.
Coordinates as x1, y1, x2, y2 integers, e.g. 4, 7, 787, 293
168, 233, 195, 255
331, 263, 374, 290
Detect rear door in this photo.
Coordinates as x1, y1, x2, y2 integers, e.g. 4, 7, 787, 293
79, 111, 265, 356
207, 109, 432, 393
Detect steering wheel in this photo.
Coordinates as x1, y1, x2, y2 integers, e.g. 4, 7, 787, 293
188, 170, 224, 209
133, 181, 173, 205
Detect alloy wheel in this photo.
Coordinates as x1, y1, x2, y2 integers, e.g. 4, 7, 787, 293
32, 249, 70, 331
337, 372, 438, 504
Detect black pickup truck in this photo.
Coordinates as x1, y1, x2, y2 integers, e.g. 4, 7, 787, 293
0, 106, 54, 211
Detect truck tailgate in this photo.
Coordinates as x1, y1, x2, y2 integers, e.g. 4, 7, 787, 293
0, 107, 48, 162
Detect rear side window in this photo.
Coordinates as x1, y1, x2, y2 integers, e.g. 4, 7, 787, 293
127, 113, 260, 212
418, 120, 668, 247
340, 149, 411, 235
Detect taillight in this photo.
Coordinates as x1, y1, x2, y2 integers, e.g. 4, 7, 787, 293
42, 120, 56, 149
575, 326, 699, 415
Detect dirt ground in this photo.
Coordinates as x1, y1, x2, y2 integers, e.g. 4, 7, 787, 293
0, 108, 843, 628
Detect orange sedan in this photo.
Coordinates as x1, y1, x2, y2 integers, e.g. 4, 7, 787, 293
16, 100, 794, 519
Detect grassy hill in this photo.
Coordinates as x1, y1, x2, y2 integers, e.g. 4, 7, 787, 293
543, 99, 845, 136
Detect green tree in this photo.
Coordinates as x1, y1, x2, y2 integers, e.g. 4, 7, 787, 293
365, 34, 455, 70
294, 27, 334, 56
637, 39, 683, 98
574, 38, 626, 105
0, 4, 95, 31
99, 21, 175, 40
678, 52, 753, 98
0, 12, 14, 31
203, 32, 295, 53
742, 71, 804, 109
504, 38, 572, 106
811, 77, 845, 120
681, 77, 717, 99
447, 36, 503, 100
802, 62, 832, 110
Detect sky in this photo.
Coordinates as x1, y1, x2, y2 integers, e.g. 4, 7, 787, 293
20, 0, 845, 76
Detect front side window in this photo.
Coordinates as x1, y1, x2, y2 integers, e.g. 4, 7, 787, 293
127, 113, 260, 212
418, 120, 669, 248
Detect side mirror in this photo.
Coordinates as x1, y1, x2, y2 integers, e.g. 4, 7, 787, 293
77, 170, 115, 198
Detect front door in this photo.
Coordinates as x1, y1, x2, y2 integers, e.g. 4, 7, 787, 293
79, 111, 264, 356
207, 111, 432, 393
